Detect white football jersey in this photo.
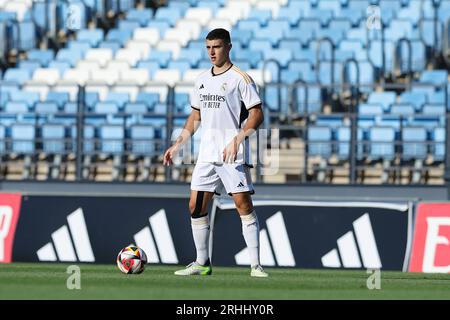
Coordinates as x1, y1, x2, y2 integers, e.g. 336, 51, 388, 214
191, 64, 262, 164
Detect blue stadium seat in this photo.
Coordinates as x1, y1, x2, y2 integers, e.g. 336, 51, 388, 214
307, 126, 332, 157
68, 40, 92, 52
11, 91, 40, 108
5, 102, 28, 114
336, 126, 364, 160
27, 49, 54, 67
118, 20, 141, 33
422, 104, 446, 116
94, 102, 119, 114
419, 70, 448, 86
168, 60, 192, 77
104, 92, 130, 110
231, 29, 253, 47
148, 50, 172, 68
18, 60, 41, 74
41, 124, 66, 154
99, 125, 124, 154
432, 127, 445, 162
147, 20, 171, 37
358, 104, 384, 115
129, 125, 156, 155
135, 92, 160, 109
402, 126, 428, 160
154, 8, 181, 27
278, 7, 301, 26
4, 68, 31, 85
368, 126, 396, 160
11, 124, 35, 154
263, 49, 293, 68
126, 9, 153, 27
77, 29, 104, 47
248, 9, 272, 27
46, 91, 70, 108
0, 125, 4, 154
368, 92, 397, 112
48, 61, 71, 75
399, 91, 427, 112
174, 93, 190, 114
390, 104, 415, 115
84, 92, 99, 111
137, 60, 161, 78
178, 48, 203, 67
294, 85, 322, 114
56, 48, 84, 67
124, 102, 148, 115
234, 50, 263, 69
106, 29, 132, 46
99, 41, 121, 54
35, 102, 59, 115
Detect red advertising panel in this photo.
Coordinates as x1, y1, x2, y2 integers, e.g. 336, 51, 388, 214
0, 193, 22, 263
409, 203, 450, 273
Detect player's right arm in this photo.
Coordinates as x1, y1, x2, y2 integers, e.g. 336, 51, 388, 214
163, 108, 201, 166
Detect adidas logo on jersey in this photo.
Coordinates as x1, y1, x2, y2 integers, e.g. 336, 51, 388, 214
37, 208, 95, 262
236, 182, 245, 188
133, 209, 178, 264
235, 211, 295, 267
199, 84, 204, 89
321, 213, 382, 269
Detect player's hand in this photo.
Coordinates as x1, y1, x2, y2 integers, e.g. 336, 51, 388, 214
163, 144, 180, 166
222, 137, 238, 164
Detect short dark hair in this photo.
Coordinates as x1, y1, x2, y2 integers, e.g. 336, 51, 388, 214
206, 28, 231, 44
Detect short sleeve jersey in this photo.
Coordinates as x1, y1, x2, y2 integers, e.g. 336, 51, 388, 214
191, 64, 262, 164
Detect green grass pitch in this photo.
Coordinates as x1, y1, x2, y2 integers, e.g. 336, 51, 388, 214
0, 263, 449, 300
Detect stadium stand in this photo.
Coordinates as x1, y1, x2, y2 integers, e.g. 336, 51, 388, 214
0, 0, 449, 185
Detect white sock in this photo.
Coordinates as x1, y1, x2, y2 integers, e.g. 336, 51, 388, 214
191, 215, 210, 265
240, 210, 260, 268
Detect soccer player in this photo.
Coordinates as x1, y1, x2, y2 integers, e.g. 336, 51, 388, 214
163, 29, 268, 277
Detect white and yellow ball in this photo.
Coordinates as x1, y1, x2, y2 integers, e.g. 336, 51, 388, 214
117, 246, 147, 274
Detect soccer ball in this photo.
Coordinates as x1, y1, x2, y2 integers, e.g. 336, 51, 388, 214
117, 246, 147, 274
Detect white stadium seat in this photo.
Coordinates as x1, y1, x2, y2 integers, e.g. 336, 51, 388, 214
246, 69, 272, 86
133, 28, 160, 45
33, 68, 60, 85
255, 0, 281, 17
115, 49, 141, 67
126, 41, 152, 60
153, 69, 181, 86
90, 69, 120, 85
216, 8, 244, 25
106, 60, 131, 72
77, 60, 101, 71
183, 69, 208, 83
85, 49, 113, 67
185, 8, 213, 26
207, 19, 233, 32
63, 69, 90, 85
227, 0, 252, 18
164, 28, 192, 47
120, 69, 149, 86
156, 40, 181, 59
176, 20, 202, 39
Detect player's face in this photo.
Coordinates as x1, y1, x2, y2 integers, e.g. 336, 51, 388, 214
206, 39, 231, 67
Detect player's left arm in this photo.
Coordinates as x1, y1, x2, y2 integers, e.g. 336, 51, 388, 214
235, 104, 264, 145
223, 104, 264, 163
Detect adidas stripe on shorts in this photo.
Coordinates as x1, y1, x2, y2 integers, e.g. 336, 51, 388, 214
190, 162, 254, 195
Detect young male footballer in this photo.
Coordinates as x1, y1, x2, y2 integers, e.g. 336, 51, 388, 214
163, 28, 268, 277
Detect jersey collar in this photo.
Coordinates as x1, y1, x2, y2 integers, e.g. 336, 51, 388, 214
211, 63, 234, 77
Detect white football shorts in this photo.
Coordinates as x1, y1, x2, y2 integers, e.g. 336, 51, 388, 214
190, 162, 254, 195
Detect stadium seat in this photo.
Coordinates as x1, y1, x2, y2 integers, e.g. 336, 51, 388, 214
432, 127, 445, 162
307, 126, 332, 157
368, 126, 396, 160
402, 126, 428, 161
11, 123, 35, 154
41, 124, 66, 154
